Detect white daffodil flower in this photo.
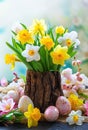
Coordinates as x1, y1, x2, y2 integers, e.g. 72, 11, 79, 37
66, 110, 84, 125
11, 21, 23, 34
22, 44, 40, 62
58, 31, 80, 48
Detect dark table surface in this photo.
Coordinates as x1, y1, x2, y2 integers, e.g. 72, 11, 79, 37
0, 122, 88, 130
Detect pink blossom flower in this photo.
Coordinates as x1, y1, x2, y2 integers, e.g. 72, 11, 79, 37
0, 98, 15, 113
63, 88, 78, 97
61, 68, 76, 88
72, 60, 81, 66
84, 101, 88, 116
61, 68, 88, 97
74, 73, 87, 90
61, 68, 72, 79
0, 77, 8, 87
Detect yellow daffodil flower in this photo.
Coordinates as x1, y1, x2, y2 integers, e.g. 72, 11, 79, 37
24, 104, 41, 128
40, 36, 54, 50
68, 94, 83, 110
17, 29, 34, 44
5, 54, 17, 70
55, 25, 65, 35
29, 19, 47, 35
50, 45, 70, 65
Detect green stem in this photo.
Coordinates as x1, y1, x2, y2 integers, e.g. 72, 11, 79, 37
57, 65, 61, 71
45, 49, 49, 70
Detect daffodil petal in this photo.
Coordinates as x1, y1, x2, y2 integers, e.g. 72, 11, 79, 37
24, 112, 30, 118
28, 104, 33, 113
28, 118, 33, 128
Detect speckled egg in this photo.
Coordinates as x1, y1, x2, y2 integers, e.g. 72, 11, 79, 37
18, 95, 34, 112
44, 106, 59, 122
56, 96, 71, 115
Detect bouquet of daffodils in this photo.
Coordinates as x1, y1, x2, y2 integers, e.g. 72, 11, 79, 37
5, 19, 80, 71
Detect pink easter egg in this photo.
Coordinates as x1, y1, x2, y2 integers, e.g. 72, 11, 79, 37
44, 106, 59, 122
56, 96, 71, 115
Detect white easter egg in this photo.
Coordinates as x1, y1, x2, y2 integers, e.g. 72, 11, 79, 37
18, 95, 34, 112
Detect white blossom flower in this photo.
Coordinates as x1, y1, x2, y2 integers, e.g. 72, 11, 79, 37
58, 31, 80, 48
17, 79, 25, 87
22, 44, 40, 62
66, 110, 84, 125
79, 74, 88, 86
74, 73, 88, 90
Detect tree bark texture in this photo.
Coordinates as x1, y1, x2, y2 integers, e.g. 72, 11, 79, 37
25, 70, 63, 113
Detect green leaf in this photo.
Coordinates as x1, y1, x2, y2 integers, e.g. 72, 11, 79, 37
20, 23, 27, 29
70, 51, 77, 57
11, 30, 17, 35
78, 92, 88, 99
13, 111, 24, 117
20, 75, 26, 82
12, 37, 24, 52
67, 44, 74, 54
67, 43, 77, 57
47, 26, 55, 42
4, 113, 14, 121
47, 51, 57, 71
39, 46, 46, 71
16, 42, 24, 52
31, 61, 43, 72
36, 62, 44, 72
45, 49, 49, 70
12, 37, 17, 48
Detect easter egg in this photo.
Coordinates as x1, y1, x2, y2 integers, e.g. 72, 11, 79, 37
44, 106, 59, 122
56, 96, 71, 115
18, 95, 34, 112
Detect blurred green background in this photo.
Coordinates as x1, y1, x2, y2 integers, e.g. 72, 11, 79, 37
0, 0, 88, 80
